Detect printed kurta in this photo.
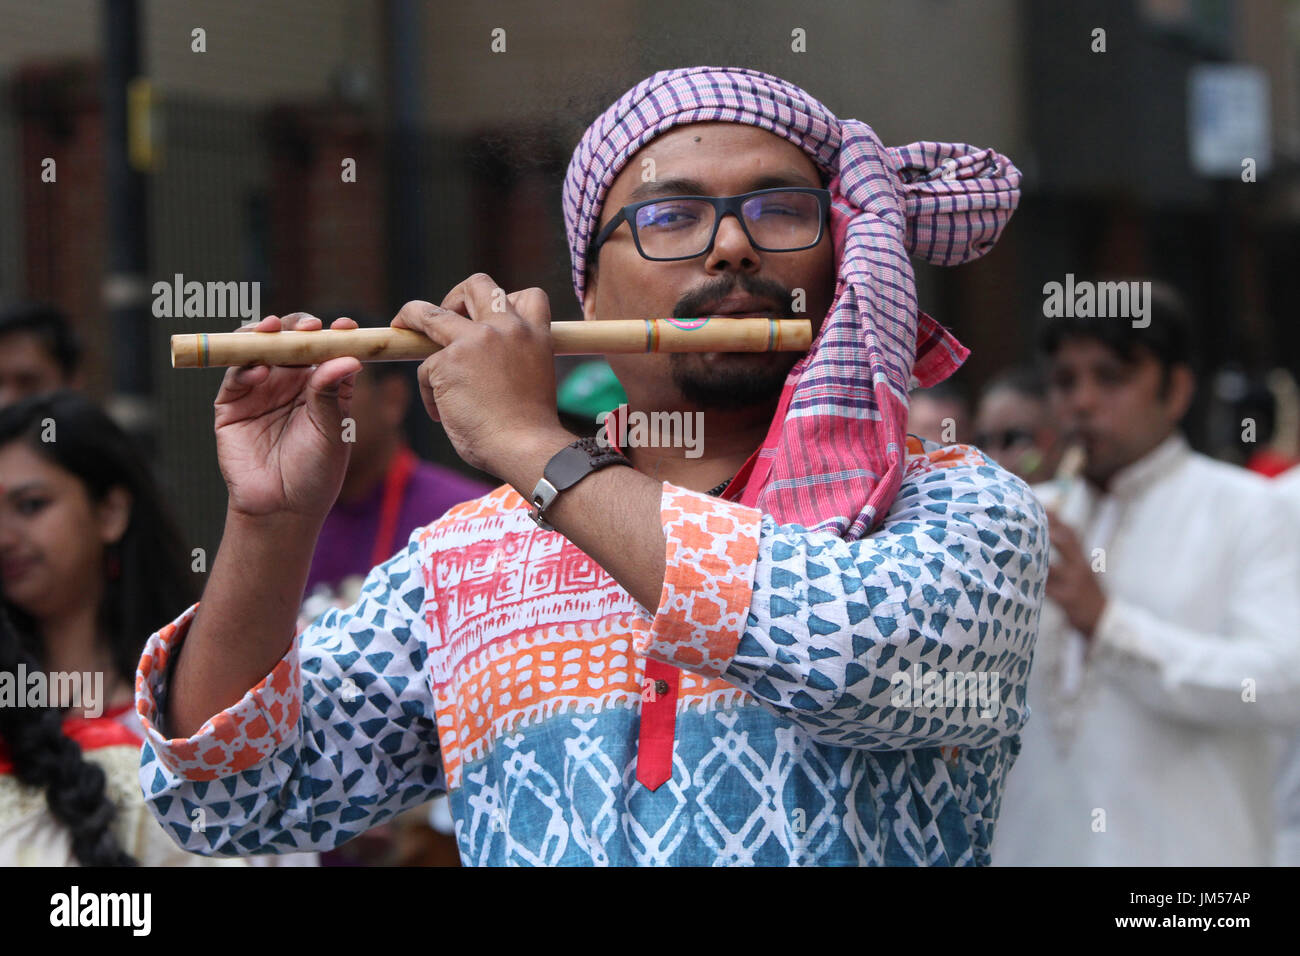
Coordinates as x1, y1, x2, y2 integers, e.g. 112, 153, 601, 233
136, 438, 1047, 865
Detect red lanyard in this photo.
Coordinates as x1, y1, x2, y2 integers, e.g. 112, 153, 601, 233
370, 446, 417, 567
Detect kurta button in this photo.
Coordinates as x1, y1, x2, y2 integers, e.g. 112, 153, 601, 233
654, 679, 669, 696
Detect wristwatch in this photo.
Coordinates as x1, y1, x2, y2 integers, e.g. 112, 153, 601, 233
529, 436, 632, 530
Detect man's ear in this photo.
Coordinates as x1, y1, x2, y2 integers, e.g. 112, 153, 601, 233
98, 485, 132, 546
1164, 364, 1195, 423
582, 270, 598, 321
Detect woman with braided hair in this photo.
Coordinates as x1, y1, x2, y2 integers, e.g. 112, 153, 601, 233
0, 390, 243, 865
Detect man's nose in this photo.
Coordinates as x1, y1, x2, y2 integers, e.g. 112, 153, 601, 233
705, 212, 760, 272
1064, 378, 1101, 418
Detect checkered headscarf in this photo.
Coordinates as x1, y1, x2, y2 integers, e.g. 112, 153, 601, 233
563, 67, 1021, 536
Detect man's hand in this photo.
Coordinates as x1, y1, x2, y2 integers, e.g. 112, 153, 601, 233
213, 312, 361, 520
1044, 508, 1108, 638
392, 274, 570, 477
171, 311, 361, 738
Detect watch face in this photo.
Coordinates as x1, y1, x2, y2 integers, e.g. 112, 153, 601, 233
548, 444, 596, 489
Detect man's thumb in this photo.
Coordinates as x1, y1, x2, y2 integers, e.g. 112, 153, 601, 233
305, 371, 348, 440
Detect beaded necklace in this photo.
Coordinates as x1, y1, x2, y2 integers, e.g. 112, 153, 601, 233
705, 477, 732, 497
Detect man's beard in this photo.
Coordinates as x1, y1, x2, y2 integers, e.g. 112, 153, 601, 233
668, 351, 796, 410
668, 274, 802, 409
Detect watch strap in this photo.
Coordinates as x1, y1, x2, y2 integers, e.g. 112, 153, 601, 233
545, 436, 629, 490
529, 437, 630, 529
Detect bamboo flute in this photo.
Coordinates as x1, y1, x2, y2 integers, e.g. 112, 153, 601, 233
171, 318, 812, 369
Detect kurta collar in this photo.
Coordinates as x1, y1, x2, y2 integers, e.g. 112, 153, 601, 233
1105, 431, 1189, 500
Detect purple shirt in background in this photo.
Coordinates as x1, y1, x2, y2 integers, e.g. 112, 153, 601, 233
306, 453, 494, 595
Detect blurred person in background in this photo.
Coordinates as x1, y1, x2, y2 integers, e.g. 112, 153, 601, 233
907, 379, 970, 444
0, 391, 228, 865
0, 302, 84, 410
973, 364, 1063, 483
992, 283, 1300, 866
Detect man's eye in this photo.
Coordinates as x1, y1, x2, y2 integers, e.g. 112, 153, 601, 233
16, 497, 48, 516
640, 206, 699, 229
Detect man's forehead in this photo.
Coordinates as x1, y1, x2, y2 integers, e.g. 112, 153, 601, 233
1056, 337, 1127, 361
629, 123, 811, 170
0, 332, 59, 364
1052, 337, 1155, 372
604, 123, 821, 207
639, 120, 788, 146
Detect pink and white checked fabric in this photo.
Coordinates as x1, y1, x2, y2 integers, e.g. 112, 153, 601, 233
563, 66, 1021, 538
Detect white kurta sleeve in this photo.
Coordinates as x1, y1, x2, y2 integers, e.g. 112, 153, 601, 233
1090, 496, 1300, 730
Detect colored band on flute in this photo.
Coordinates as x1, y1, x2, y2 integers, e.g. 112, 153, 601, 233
200, 334, 209, 368
646, 316, 713, 352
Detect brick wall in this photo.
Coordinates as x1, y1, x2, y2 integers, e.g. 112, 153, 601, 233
15, 59, 109, 394
267, 104, 385, 316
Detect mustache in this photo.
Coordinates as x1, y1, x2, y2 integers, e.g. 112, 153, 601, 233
672, 276, 797, 319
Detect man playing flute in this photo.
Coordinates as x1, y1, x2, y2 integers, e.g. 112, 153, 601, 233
135, 67, 1046, 865
992, 290, 1300, 866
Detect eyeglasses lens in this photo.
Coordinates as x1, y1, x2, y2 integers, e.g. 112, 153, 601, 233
632, 191, 822, 258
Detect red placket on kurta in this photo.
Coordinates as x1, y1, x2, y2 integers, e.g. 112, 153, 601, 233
602, 404, 758, 791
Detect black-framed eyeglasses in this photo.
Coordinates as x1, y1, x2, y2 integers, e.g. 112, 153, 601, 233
589, 187, 832, 262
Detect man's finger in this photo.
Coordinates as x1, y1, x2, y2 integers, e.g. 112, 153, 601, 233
235, 315, 280, 334
392, 299, 472, 346
1051, 538, 1083, 573
415, 357, 442, 422
506, 288, 551, 331
228, 363, 271, 388
281, 311, 323, 331
309, 357, 361, 393
225, 316, 278, 387
440, 273, 502, 320
306, 357, 362, 427
1047, 513, 1080, 548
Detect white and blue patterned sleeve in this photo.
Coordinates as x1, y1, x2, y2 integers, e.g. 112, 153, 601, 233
134, 527, 444, 856
636, 445, 1049, 752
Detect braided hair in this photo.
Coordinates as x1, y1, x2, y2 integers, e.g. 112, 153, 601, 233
0, 598, 135, 865
0, 391, 199, 866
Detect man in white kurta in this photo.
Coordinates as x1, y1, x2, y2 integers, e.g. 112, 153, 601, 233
991, 301, 1300, 866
